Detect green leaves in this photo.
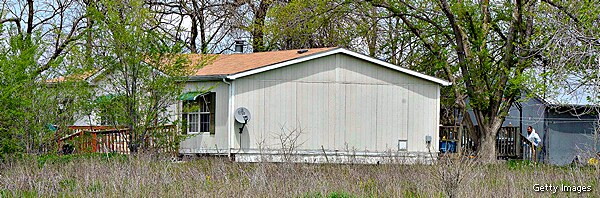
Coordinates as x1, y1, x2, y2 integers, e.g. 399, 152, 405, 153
0, 27, 48, 159
83, 0, 194, 153
265, 0, 357, 49
367, 0, 576, 161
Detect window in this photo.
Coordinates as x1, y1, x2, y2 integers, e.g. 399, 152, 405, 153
183, 92, 215, 134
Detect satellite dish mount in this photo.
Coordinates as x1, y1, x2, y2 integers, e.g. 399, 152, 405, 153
234, 107, 251, 134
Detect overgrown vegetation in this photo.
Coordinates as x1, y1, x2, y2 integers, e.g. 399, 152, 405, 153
2, 0, 599, 163
0, 0, 197, 159
1, 156, 598, 197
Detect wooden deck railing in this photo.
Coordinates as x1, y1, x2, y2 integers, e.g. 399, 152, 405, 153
57, 125, 177, 155
495, 127, 521, 158
439, 125, 522, 159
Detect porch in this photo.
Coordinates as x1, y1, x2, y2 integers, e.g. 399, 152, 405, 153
57, 125, 178, 155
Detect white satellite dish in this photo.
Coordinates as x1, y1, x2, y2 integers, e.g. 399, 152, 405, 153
234, 107, 251, 124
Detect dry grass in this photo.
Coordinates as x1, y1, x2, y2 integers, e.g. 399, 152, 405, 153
0, 154, 599, 197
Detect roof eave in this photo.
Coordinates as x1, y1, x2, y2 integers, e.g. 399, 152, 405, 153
185, 75, 230, 82
225, 48, 452, 86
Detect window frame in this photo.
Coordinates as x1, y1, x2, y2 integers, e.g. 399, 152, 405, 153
182, 92, 215, 134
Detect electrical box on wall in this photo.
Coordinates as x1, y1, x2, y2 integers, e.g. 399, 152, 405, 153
398, 139, 407, 151
425, 135, 432, 144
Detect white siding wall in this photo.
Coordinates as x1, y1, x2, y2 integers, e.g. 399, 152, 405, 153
233, 54, 440, 153
178, 81, 230, 153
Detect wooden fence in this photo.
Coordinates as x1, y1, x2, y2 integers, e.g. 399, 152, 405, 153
439, 125, 522, 159
496, 127, 521, 159
57, 125, 178, 155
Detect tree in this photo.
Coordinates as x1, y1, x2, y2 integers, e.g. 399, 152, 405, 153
535, 0, 600, 159
1, 2, 91, 158
245, 0, 278, 52
222, 0, 289, 52
88, 0, 193, 153
263, 0, 357, 50
538, 0, 599, 105
366, 0, 586, 162
0, 0, 88, 77
146, 0, 241, 54
0, 27, 37, 159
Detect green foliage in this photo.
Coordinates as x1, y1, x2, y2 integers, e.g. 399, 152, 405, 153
86, 181, 103, 193
326, 192, 355, 198
358, 178, 378, 196
301, 191, 356, 198
0, 190, 39, 198
506, 159, 537, 170
265, 0, 357, 49
535, 0, 600, 106
0, 28, 45, 160
59, 179, 77, 192
29, 153, 128, 167
84, 0, 198, 153
0, 6, 96, 159
365, 0, 598, 162
402, 189, 424, 198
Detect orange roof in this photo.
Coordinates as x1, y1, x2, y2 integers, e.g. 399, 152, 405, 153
47, 48, 337, 83
46, 69, 98, 83
187, 47, 337, 76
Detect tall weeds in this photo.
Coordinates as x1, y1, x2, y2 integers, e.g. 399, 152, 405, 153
0, 155, 597, 197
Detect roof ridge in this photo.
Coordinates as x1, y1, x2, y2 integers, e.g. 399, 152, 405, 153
196, 47, 338, 56
189, 47, 339, 76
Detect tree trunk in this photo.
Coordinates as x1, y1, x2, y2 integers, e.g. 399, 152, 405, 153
252, 0, 271, 52
190, 15, 198, 53
476, 130, 497, 162
476, 122, 502, 163
26, 0, 34, 35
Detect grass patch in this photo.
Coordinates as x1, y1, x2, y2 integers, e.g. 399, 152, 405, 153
1, 157, 598, 197
302, 191, 356, 198
507, 159, 537, 170
23, 153, 129, 167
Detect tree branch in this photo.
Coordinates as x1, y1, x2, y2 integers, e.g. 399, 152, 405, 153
0, 18, 21, 34
541, 0, 579, 24
26, 0, 34, 35
34, 15, 86, 76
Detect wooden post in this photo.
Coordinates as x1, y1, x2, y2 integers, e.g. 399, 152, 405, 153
517, 127, 522, 159
79, 132, 83, 153
92, 133, 98, 152
110, 133, 114, 152
457, 125, 463, 155
119, 132, 122, 153
532, 142, 537, 164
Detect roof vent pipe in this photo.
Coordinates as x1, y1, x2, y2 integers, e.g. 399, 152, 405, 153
234, 39, 246, 53
297, 49, 309, 54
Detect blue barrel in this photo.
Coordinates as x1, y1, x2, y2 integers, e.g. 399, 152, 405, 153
439, 141, 457, 153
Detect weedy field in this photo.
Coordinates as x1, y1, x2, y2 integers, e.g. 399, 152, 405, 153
0, 154, 598, 197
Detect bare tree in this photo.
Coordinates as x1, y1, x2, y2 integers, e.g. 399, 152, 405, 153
275, 122, 305, 162
0, 0, 88, 77
146, 0, 242, 54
